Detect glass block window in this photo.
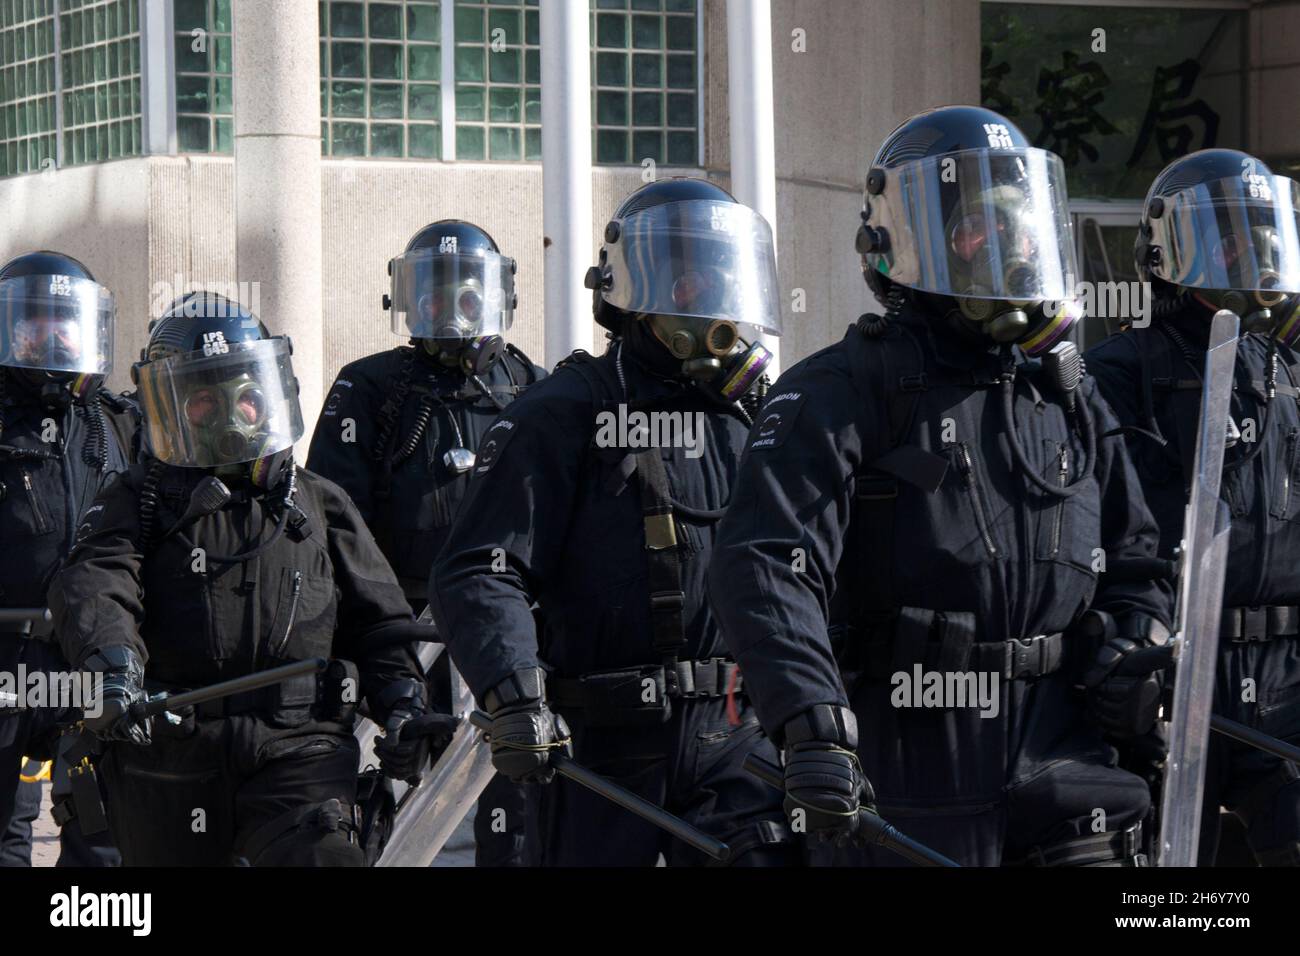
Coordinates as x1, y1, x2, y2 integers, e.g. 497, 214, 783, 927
453, 0, 539, 162
59, 0, 142, 167
591, 0, 697, 166
320, 0, 442, 159
0, 0, 58, 177
173, 0, 232, 153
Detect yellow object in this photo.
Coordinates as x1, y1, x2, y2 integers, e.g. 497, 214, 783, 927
18, 758, 52, 783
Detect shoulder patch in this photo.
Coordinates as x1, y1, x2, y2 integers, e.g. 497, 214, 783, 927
473, 417, 519, 475
322, 379, 353, 418
749, 390, 807, 451
74, 503, 106, 545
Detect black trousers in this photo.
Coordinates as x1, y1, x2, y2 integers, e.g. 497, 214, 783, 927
841, 666, 1150, 867
0, 637, 62, 867
536, 695, 795, 867
1199, 637, 1300, 865
0, 772, 40, 866
474, 773, 541, 866
100, 716, 364, 867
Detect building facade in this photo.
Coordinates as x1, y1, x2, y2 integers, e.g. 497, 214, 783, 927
1, 0, 1296, 402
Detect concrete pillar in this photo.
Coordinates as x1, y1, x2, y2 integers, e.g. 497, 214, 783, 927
726, 0, 780, 376
231, 0, 324, 449
541, 0, 594, 367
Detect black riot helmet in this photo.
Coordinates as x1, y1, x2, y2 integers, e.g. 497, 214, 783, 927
585, 177, 781, 400
859, 105, 1081, 356
385, 219, 516, 373
0, 250, 115, 387
132, 292, 303, 483
1137, 148, 1300, 342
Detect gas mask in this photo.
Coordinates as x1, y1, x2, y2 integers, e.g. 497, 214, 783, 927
950, 296, 1081, 358
944, 191, 1076, 351
421, 333, 505, 376
1192, 288, 1292, 337
644, 313, 773, 402
182, 373, 272, 466
1184, 225, 1294, 336
411, 277, 506, 375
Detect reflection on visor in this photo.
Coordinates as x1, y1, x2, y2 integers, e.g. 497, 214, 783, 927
136, 338, 303, 468
1149, 174, 1300, 293
390, 250, 514, 340
948, 211, 1036, 265
863, 148, 1077, 301
14, 316, 84, 364
182, 386, 266, 428
601, 200, 782, 336
0, 275, 114, 374
671, 269, 731, 314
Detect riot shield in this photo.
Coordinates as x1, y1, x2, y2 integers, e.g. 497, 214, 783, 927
1158, 309, 1240, 866
355, 605, 497, 867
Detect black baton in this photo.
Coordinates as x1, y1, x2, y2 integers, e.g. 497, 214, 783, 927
469, 710, 730, 862
1211, 714, 1300, 764
130, 657, 329, 720
742, 752, 960, 868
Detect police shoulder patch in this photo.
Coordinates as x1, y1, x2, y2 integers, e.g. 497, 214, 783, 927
749, 389, 807, 451
473, 417, 519, 475
74, 503, 106, 545
322, 379, 353, 417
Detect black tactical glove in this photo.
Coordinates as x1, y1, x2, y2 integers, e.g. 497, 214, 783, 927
1081, 612, 1174, 739
373, 679, 457, 785
81, 646, 151, 746
483, 667, 569, 785
781, 705, 874, 846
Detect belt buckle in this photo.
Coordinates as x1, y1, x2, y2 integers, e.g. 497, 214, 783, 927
1007, 636, 1040, 680
1239, 606, 1268, 643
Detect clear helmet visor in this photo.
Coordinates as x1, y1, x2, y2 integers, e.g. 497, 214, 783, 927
0, 275, 114, 374
136, 337, 304, 468
389, 250, 515, 340
601, 200, 783, 336
864, 147, 1078, 302
1149, 173, 1300, 294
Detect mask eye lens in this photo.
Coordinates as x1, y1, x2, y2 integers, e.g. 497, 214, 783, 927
950, 214, 990, 262
672, 271, 712, 311
416, 292, 440, 325
457, 287, 483, 322
1214, 234, 1243, 271
185, 388, 221, 427
236, 388, 265, 425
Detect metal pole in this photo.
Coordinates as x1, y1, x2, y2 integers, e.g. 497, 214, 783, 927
540, 0, 593, 368
231, 0, 325, 449
725, 0, 780, 377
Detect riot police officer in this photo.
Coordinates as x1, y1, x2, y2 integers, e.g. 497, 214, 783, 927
431, 178, 796, 866
708, 106, 1174, 867
0, 251, 133, 867
48, 292, 427, 866
1087, 148, 1300, 865
308, 219, 544, 866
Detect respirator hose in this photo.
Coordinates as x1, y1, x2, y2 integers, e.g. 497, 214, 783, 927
999, 372, 1096, 499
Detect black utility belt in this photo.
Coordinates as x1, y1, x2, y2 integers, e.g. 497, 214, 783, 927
548, 658, 742, 727
835, 608, 1065, 682
1221, 605, 1300, 643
